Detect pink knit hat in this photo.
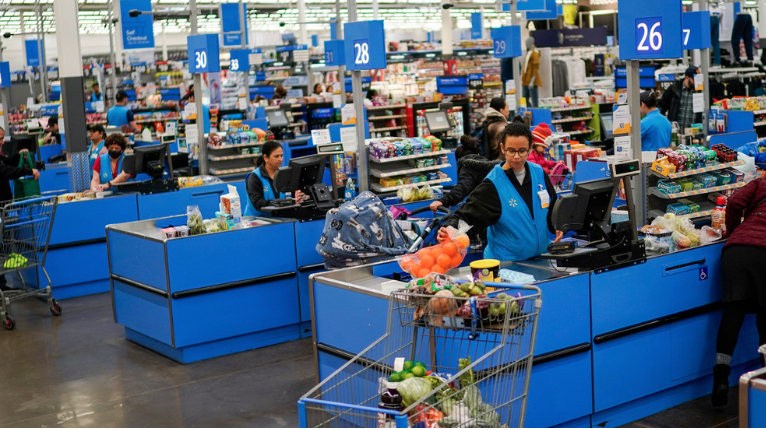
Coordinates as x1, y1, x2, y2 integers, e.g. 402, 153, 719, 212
531, 123, 553, 148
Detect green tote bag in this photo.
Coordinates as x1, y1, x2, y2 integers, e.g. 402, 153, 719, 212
13, 152, 41, 199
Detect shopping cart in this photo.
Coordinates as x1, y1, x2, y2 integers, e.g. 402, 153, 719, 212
299, 282, 542, 428
0, 196, 59, 330
403, 205, 452, 253
739, 344, 766, 428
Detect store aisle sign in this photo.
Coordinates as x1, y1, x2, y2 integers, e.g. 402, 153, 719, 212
491, 26, 522, 58
220, 3, 249, 47
324, 40, 346, 66
471, 13, 482, 40
618, 1, 682, 60
25, 40, 43, 67
120, 0, 155, 50
344, 20, 387, 71
682, 11, 712, 50
526, 0, 557, 20
187, 34, 220, 74
515, 0, 545, 11
531, 28, 608, 48
0, 62, 10, 88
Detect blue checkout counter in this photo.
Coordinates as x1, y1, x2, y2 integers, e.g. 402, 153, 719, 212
307, 242, 762, 428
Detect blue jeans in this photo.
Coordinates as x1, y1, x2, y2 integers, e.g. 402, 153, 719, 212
523, 86, 539, 108
732, 13, 754, 62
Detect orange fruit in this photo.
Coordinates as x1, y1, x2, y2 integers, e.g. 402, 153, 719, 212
431, 264, 446, 274
400, 258, 412, 271
436, 254, 451, 269
417, 268, 431, 279
454, 234, 470, 250
442, 242, 458, 257
417, 248, 430, 260
410, 263, 422, 276
419, 254, 435, 269
450, 253, 463, 267
429, 246, 443, 259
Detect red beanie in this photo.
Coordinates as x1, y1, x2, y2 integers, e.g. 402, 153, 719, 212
532, 123, 553, 148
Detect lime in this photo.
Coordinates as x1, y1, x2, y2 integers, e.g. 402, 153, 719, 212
389, 373, 403, 383
414, 361, 426, 369
402, 372, 415, 380
460, 283, 471, 293
403, 360, 415, 371
411, 366, 427, 377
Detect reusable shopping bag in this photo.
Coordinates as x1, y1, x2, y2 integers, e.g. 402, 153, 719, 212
13, 152, 41, 199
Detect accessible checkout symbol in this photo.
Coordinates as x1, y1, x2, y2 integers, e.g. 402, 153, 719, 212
699, 266, 708, 281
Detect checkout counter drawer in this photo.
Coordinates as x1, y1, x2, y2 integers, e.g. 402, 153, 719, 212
39, 166, 71, 194
533, 274, 591, 356
171, 275, 300, 348
113, 279, 173, 346
295, 219, 326, 267
591, 243, 724, 335
592, 309, 760, 412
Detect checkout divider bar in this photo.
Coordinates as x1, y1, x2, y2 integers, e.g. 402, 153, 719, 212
298, 263, 326, 273
170, 271, 297, 299
111, 274, 170, 298
593, 302, 721, 344
44, 237, 106, 251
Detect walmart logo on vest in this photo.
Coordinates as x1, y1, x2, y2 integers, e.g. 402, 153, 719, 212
102, 172, 109, 179
509, 199, 517, 208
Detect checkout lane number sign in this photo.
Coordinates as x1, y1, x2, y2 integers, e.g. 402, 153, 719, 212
635, 17, 663, 55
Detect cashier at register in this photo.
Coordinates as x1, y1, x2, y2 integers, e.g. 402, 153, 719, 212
243, 141, 286, 217
437, 119, 563, 262
639, 90, 672, 151
90, 134, 132, 192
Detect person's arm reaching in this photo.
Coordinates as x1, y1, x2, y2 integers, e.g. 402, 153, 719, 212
438, 179, 502, 241
0, 160, 37, 181
435, 173, 475, 209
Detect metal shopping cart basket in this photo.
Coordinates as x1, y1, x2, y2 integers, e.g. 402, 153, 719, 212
0, 196, 59, 330
299, 282, 542, 428
739, 344, 766, 428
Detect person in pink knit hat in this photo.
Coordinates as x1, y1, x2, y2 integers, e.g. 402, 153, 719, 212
528, 123, 564, 175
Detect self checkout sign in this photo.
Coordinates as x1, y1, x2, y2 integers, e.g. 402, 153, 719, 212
682, 11, 712, 50
187, 34, 221, 74
618, 1, 683, 60
344, 20, 386, 71
0, 62, 10, 88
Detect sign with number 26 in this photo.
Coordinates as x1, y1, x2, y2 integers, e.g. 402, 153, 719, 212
618, 1, 682, 60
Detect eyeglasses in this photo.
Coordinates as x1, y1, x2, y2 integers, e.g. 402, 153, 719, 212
504, 148, 530, 157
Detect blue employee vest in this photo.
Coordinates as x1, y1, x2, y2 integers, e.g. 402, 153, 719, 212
88, 141, 105, 172
485, 163, 550, 262
107, 105, 131, 127
98, 153, 124, 183
91, 93, 103, 102
243, 167, 286, 217
640, 110, 672, 152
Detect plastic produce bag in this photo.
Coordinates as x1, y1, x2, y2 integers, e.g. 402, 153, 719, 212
736, 153, 757, 174
398, 221, 472, 279
700, 225, 723, 245
187, 205, 205, 235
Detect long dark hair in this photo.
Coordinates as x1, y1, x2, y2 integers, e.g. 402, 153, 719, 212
455, 135, 479, 160
499, 116, 533, 149
257, 140, 283, 167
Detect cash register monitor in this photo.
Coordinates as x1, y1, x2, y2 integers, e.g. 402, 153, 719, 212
266, 109, 290, 128
273, 154, 327, 194
123, 143, 174, 180
4, 134, 37, 156
424, 110, 452, 134
552, 177, 619, 234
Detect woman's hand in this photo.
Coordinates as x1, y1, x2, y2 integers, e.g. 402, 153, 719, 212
437, 227, 450, 243
553, 230, 564, 243
429, 200, 444, 212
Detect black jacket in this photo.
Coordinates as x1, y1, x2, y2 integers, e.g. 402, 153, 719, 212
0, 156, 34, 202
246, 165, 277, 212
445, 162, 558, 235
659, 80, 702, 124
440, 154, 501, 208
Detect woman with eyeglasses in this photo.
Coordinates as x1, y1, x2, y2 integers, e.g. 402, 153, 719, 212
438, 117, 563, 262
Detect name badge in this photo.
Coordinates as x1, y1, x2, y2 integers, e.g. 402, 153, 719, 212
538, 186, 550, 209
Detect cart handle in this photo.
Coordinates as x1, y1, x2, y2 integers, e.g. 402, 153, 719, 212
408, 205, 453, 218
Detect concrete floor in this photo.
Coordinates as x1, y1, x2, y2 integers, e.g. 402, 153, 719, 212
0, 293, 743, 428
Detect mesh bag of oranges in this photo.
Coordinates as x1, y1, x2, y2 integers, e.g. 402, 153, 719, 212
398, 223, 471, 279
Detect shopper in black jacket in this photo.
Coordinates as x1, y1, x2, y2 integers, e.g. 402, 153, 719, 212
429, 135, 500, 211
658, 66, 703, 131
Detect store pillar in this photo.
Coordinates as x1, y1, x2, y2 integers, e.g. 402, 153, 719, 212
54, 0, 90, 192
298, 0, 308, 45
441, 0, 453, 57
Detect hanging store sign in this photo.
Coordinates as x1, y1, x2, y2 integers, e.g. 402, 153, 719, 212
120, 0, 155, 50
220, 3, 249, 47
515, 0, 545, 11
526, 0, 558, 20
187, 34, 220, 74
436, 76, 469, 95
229, 48, 254, 72
618, 0, 683, 60
0, 62, 10, 88
491, 26, 522, 58
25, 40, 43, 68
682, 11, 712, 50
324, 40, 346, 66
530, 28, 608, 48
344, 20, 387, 71
471, 13, 483, 40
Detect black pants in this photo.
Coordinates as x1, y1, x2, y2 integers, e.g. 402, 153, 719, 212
716, 301, 766, 357
731, 13, 754, 62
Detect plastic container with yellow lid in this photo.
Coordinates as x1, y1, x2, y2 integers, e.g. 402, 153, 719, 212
470, 259, 500, 283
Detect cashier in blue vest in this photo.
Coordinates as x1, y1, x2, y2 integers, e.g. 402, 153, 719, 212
244, 141, 286, 217
87, 124, 108, 171
438, 118, 563, 262
640, 90, 672, 152
90, 134, 132, 192
90, 83, 103, 102
107, 90, 140, 133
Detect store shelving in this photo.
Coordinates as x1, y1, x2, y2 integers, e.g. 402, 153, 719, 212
367, 104, 407, 111
566, 128, 594, 136
648, 182, 746, 199
649, 160, 745, 179
549, 105, 592, 112
368, 104, 409, 138
369, 163, 451, 178
368, 115, 407, 121
208, 142, 263, 150
370, 125, 408, 133
552, 115, 593, 124
369, 149, 451, 164
209, 167, 254, 176
647, 200, 717, 221
370, 177, 451, 193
